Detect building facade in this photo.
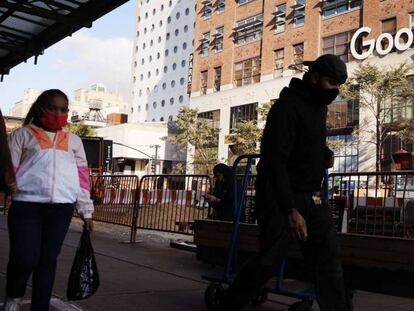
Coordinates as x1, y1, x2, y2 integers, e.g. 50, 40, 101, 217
8, 88, 41, 118
130, 0, 196, 123
96, 122, 186, 177
8, 84, 129, 126
70, 84, 129, 123
190, 0, 414, 172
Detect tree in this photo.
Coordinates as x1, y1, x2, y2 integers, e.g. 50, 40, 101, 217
171, 162, 187, 174
397, 119, 414, 144
341, 63, 414, 171
257, 101, 273, 122
165, 107, 220, 174
67, 122, 97, 137
228, 101, 274, 159
228, 120, 262, 155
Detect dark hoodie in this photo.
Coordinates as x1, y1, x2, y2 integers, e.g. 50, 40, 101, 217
257, 77, 330, 217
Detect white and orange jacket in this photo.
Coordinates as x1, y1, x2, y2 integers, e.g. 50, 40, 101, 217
8, 125, 94, 218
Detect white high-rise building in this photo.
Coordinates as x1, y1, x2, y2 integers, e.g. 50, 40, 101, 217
130, 0, 196, 123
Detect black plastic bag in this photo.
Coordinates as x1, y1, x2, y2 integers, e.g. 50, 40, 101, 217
67, 229, 100, 300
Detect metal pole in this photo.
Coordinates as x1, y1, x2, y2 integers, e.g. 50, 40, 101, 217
152, 144, 160, 174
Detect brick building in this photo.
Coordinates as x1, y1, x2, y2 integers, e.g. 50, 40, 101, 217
190, 0, 414, 172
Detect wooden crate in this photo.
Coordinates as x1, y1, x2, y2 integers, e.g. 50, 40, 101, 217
194, 219, 414, 297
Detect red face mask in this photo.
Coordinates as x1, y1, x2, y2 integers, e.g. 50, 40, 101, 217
40, 111, 68, 131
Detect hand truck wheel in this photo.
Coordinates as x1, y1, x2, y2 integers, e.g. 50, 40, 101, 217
288, 300, 314, 311
204, 283, 224, 311
251, 288, 268, 306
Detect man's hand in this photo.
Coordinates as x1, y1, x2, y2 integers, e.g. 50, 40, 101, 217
288, 209, 307, 241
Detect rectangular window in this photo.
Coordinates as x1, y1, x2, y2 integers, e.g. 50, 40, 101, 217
293, 43, 304, 73
198, 110, 220, 149
200, 70, 208, 95
382, 77, 414, 125
275, 4, 286, 33
234, 57, 261, 87
198, 110, 221, 129
187, 53, 193, 94
234, 14, 263, 46
322, 0, 362, 18
203, 0, 212, 18
274, 49, 284, 77
201, 32, 210, 57
410, 12, 414, 29
322, 31, 355, 63
237, 0, 254, 5
217, 0, 225, 13
327, 135, 358, 172
214, 67, 222, 92
215, 27, 224, 52
381, 18, 397, 50
327, 94, 359, 129
230, 103, 258, 131
293, 0, 305, 26
383, 98, 414, 124
382, 17, 397, 33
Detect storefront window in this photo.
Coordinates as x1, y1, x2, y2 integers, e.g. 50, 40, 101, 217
327, 135, 358, 172
230, 103, 258, 132
327, 95, 359, 129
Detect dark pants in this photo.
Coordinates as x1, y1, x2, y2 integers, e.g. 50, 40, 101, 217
6, 201, 74, 311
221, 192, 349, 311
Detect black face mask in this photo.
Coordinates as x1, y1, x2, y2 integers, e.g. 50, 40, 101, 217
309, 87, 339, 106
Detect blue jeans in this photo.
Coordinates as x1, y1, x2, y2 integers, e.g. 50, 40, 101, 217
6, 201, 74, 311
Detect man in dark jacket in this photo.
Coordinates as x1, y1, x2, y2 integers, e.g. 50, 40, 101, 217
221, 54, 350, 311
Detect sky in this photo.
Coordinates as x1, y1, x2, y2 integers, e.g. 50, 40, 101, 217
0, 0, 137, 113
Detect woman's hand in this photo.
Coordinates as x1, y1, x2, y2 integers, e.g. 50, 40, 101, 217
81, 216, 94, 232
7, 182, 17, 194
204, 194, 218, 203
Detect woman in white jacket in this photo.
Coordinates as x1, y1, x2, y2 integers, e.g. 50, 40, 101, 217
4, 89, 94, 311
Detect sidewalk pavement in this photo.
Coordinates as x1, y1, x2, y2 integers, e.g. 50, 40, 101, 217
1, 215, 414, 311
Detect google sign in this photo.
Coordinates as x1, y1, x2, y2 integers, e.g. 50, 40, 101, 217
350, 27, 414, 60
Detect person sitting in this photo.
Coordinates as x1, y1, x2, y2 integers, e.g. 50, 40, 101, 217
205, 164, 233, 221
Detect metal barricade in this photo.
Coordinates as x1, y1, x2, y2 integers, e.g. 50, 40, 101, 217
131, 175, 212, 238
234, 173, 257, 224
327, 171, 414, 238
90, 175, 139, 228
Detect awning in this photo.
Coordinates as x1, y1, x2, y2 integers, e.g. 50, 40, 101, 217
0, 0, 128, 79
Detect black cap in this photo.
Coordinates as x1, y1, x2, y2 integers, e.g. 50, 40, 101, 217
303, 54, 348, 85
